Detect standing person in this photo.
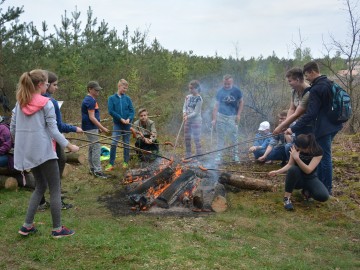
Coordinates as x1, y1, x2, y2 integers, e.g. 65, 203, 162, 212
269, 134, 329, 210
183, 80, 203, 159
81, 81, 109, 178
38, 71, 83, 211
11, 69, 79, 237
106, 79, 134, 170
285, 61, 343, 194
273, 67, 311, 135
212, 74, 244, 163
133, 108, 159, 161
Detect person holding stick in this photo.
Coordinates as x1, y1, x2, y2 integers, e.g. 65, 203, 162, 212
212, 74, 243, 163
133, 108, 159, 161
268, 134, 329, 211
12, 69, 79, 238
106, 79, 134, 170
37, 71, 83, 211
81, 81, 109, 178
183, 80, 203, 159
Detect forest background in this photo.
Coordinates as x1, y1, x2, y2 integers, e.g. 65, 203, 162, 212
0, 0, 359, 137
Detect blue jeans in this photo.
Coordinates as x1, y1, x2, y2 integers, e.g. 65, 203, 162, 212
216, 113, 239, 159
109, 122, 131, 165
0, 155, 8, 167
317, 132, 337, 194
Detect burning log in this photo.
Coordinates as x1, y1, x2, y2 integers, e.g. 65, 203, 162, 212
192, 176, 227, 212
155, 170, 196, 208
219, 173, 276, 192
128, 166, 174, 195
65, 152, 86, 165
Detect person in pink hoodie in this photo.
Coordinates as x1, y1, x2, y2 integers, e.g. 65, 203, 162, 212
10, 69, 79, 238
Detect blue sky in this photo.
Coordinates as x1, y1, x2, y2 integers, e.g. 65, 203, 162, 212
4, 0, 351, 59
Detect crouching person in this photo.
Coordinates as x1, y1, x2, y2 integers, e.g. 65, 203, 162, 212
268, 134, 329, 211
133, 108, 159, 161
248, 121, 272, 159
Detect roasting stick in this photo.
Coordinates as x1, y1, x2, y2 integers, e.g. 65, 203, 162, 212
184, 133, 276, 160
173, 119, 185, 152
198, 165, 286, 176
82, 130, 172, 161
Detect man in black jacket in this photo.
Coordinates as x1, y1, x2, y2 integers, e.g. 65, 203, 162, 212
285, 61, 343, 194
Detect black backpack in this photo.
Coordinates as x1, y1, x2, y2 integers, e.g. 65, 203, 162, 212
328, 81, 352, 124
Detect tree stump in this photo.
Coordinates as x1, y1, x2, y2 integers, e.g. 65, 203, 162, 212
62, 163, 74, 178
65, 152, 86, 164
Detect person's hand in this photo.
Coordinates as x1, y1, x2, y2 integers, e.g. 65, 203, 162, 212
76, 127, 83, 133
236, 115, 241, 124
124, 119, 130, 124
144, 138, 152, 144
268, 170, 277, 177
258, 156, 266, 162
183, 115, 188, 122
289, 145, 300, 160
249, 146, 257, 152
285, 128, 293, 135
273, 126, 284, 135
102, 127, 109, 133
67, 143, 79, 152
211, 119, 216, 127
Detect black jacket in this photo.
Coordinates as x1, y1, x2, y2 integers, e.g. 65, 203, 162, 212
291, 75, 342, 138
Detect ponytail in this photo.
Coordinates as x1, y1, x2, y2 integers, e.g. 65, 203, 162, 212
16, 69, 47, 107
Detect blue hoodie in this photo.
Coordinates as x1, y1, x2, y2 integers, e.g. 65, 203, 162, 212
108, 93, 134, 123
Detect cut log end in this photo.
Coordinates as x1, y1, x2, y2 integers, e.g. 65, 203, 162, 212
211, 195, 227, 212
0, 176, 18, 191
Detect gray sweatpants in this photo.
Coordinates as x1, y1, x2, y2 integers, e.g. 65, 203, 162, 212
86, 129, 102, 173
25, 159, 62, 229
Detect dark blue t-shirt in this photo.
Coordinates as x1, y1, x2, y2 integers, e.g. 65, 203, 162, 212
216, 86, 243, 116
81, 95, 100, 131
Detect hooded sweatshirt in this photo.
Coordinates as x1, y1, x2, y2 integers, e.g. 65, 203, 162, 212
10, 94, 69, 171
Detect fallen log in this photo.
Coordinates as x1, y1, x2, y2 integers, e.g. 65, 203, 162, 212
0, 167, 17, 176
219, 172, 276, 192
128, 166, 174, 195
65, 152, 86, 164
13, 172, 36, 189
0, 175, 18, 190
155, 170, 196, 208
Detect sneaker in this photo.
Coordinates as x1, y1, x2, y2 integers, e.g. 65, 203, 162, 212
18, 225, 38, 236
93, 171, 109, 179
122, 162, 129, 169
37, 201, 50, 212
51, 226, 75, 238
283, 197, 294, 211
105, 164, 114, 171
233, 156, 240, 163
89, 168, 94, 175
61, 200, 73, 210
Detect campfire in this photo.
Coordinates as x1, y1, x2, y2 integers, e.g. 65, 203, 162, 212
124, 157, 227, 213
123, 155, 276, 213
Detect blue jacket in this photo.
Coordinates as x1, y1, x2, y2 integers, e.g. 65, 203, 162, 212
43, 92, 77, 133
291, 75, 342, 138
253, 132, 272, 150
108, 93, 134, 123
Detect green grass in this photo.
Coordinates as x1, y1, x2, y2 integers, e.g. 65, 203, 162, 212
1, 148, 360, 269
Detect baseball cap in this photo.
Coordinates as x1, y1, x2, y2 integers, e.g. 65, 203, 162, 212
258, 121, 270, 131
87, 81, 102, 91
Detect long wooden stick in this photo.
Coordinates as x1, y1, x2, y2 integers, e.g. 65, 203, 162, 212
82, 130, 172, 161
173, 119, 184, 152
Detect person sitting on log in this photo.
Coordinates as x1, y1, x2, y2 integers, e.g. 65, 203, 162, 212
0, 116, 14, 171
133, 108, 159, 162
248, 121, 272, 160
257, 110, 294, 165
268, 133, 329, 211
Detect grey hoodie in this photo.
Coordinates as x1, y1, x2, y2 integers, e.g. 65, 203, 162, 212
10, 94, 68, 171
